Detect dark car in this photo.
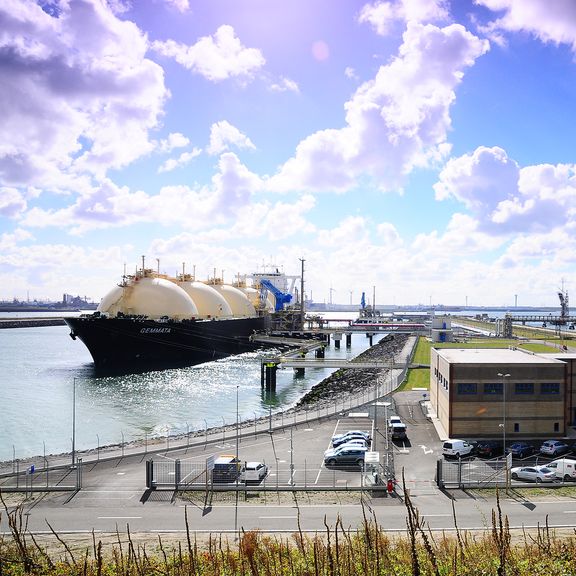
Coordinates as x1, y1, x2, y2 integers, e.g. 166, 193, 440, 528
476, 440, 503, 458
507, 442, 535, 459
323, 446, 368, 467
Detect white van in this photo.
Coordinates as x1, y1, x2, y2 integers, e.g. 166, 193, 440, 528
442, 439, 474, 458
545, 458, 576, 482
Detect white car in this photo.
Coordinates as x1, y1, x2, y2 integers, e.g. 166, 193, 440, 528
442, 439, 474, 458
332, 430, 371, 448
539, 440, 569, 457
240, 462, 268, 483
324, 439, 369, 455
510, 466, 556, 483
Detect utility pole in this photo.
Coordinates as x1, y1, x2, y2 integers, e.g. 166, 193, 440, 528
299, 258, 305, 329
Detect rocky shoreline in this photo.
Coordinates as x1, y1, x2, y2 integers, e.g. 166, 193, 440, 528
296, 334, 409, 407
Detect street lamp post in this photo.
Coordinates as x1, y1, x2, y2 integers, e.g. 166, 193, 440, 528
71, 378, 77, 469
498, 372, 510, 455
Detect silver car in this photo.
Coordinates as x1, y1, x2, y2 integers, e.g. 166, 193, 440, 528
510, 466, 556, 483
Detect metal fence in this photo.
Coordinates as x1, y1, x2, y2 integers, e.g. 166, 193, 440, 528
0, 459, 82, 493
437, 455, 511, 489
145, 458, 389, 492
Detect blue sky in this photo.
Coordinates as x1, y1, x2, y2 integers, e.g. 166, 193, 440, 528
2, 0, 576, 308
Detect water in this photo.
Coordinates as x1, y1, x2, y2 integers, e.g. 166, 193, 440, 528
0, 313, 380, 462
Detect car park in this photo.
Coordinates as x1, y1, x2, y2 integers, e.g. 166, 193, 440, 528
510, 465, 556, 483
506, 442, 534, 459
332, 430, 371, 448
240, 462, 268, 483
324, 445, 368, 466
476, 440, 503, 458
442, 439, 474, 458
539, 440, 570, 457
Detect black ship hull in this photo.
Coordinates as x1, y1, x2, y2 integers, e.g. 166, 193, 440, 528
64, 315, 269, 369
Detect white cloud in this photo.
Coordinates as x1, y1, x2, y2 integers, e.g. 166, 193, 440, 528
151, 25, 265, 82
0, 0, 168, 189
268, 22, 489, 194
207, 121, 256, 156
345, 67, 359, 80
159, 132, 191, 152
20, 153, 262, 233
434, 146, 576, 234
477, 0, 576, 50
358, 0, 449, 35
158, 148, 202, 172
269, 77, 300, 93
0, 187, 27, 217
162, 0, 190, 13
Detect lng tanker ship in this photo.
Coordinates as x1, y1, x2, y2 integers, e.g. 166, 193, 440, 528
64, 261, 300, 369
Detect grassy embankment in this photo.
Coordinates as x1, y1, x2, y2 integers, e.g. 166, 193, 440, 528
398, 324, 568, 392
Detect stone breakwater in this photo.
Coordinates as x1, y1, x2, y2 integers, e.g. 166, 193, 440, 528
296, 334, 409, 407
0, 318, 65, 329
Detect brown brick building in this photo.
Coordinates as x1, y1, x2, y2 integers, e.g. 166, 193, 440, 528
429, 348, 576, 440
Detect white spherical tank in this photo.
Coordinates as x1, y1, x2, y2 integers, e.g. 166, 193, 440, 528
237, 286, 260, 308
98, 277, 198, 319
211, 284, 256, 316
178, 281, 233, 318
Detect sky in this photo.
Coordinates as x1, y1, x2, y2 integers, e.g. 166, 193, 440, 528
2, 0, 576, 308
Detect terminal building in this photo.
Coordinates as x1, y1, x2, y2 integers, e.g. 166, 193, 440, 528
430, 347, 576, 439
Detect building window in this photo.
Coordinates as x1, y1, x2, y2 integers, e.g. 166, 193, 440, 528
484, 382, 503, 395
541, 382, 560, 395
514, 382, 534, 395
554, 422, 560, 433
457, 383, 477, 395
514, 423, 519, 432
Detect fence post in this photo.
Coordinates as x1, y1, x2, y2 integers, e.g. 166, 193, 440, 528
175, 459, 181, 490
77, 458, 82, 490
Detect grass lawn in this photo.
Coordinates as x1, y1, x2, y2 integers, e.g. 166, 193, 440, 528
399, 336, 563, 391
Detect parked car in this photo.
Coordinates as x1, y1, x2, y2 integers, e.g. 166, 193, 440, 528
324, 438, 368, 454
332, 430, 371, 448
476, 441, 503, 459
388, 415, 403, 427
510, 465, 556, 483
507, 442, 535, 459
324, 446, 368, 466
442, 439, 474, 458
389, 422, 407, 440
539, 440, 570, 457
211, 455, 242, 483
545, 458, 576, 482
240, 462, 268, 483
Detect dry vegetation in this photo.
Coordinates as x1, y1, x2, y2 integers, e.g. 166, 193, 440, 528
2, 486, 576, 575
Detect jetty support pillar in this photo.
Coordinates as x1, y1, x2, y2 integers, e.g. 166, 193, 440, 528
262, 361, 278, 392
333, 332, 342, 349
345, 333, 352, 348
315, 346, 325, 358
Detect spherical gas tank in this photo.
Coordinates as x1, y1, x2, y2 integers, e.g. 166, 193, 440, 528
98, 277, 198, 319
178, 281, 232, 318
211, 284, 256, 316
237, 286, 260, 308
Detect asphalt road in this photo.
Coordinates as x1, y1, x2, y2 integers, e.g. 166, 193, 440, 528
2, 390, 576, 540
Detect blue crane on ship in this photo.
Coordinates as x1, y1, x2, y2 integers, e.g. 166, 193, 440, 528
259, 279, 292, 311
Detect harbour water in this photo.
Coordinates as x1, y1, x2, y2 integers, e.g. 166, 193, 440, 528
0, 307, 564, 463
0, 313, 380, 463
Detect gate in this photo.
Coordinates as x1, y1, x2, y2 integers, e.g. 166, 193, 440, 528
146, 459, 207, 489
437, 454, 511, 489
